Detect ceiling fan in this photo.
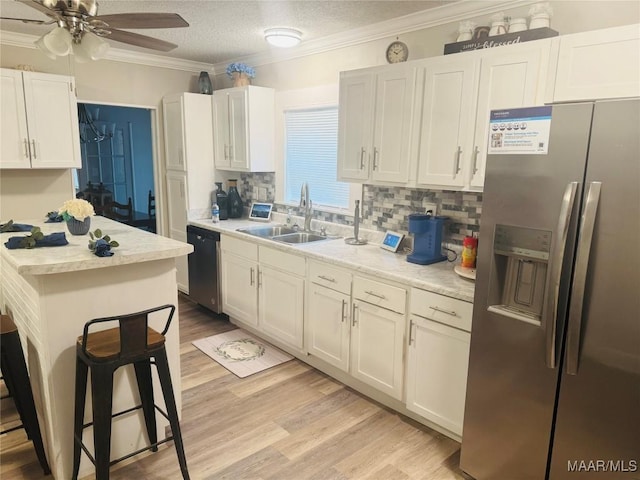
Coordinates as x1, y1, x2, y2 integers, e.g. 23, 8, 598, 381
1, 0, 189, 60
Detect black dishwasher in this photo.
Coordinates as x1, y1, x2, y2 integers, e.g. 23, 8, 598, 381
186, 225, 222, 313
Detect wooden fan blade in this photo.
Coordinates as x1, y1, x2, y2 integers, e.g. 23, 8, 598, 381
16, 0, 60, 19
103, 28, 178, 52
0, 16, 51, 24
91, 13, 188, 29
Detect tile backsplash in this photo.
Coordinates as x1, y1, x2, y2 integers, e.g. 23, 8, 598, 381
237, 172, 481, 246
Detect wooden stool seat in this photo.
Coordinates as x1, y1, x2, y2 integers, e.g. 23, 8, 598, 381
0, 313, 51, 475
77, 327, 165, 361
72, 304, 189, 480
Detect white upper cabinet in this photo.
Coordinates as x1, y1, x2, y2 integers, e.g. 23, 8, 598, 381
162, 92, 213, 173
212, 85, 275, 172
338, 64, 416, 184
415, 56, 478, 188
552, 24, 640, 102
1, 69, 80, 169
414, 39, 553, 190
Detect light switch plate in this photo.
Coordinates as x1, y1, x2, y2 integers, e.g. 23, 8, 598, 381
424, 203, 437, 215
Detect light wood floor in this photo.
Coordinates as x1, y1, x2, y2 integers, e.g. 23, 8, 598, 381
1, 294, 467, 480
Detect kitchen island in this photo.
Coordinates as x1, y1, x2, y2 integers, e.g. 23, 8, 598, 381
0, 216, 192, 479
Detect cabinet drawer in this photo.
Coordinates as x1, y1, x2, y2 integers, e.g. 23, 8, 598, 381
308, 260, 352, 295
353, 276, 406, 314
259, 245, 305, 276
410, 288, 472, 332
221, 235, 258, 261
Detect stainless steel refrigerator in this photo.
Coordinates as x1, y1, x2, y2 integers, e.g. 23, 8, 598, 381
460, 99, 639, 479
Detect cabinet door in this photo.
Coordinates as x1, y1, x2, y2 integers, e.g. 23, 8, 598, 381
554, 24, 640, 102
259, 264, 304, 349
337, 72, 373, 181
306, 283, 350, 371
350, 300, 405, 400
166, 172, 188, 291
417, 57, 478, 188
0, 69, 30, 168
371, 66, 415, 184
471, 42, 551, 188
163, 96, 186, 171
212, 91, 230, 168
221, 251, 258, 326
19, 71, 81, 169
406, 316, 470, 436
228, 90, 249, 171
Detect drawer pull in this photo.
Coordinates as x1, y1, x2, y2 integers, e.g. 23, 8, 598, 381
364, 290, 386, 300
341, 299, 347, 323
352, 304, 358, 326
409, 319, 415, 345
429, 305, 457, 317
318, 275, 336, 283
250, 267, 255, 286
23, 139, 30, 159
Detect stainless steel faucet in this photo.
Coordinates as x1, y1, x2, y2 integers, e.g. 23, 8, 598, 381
300, 182, 313, 232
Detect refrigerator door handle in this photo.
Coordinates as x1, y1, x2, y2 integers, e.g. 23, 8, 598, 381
566, 182, 601, 375
545, 181, 579, 369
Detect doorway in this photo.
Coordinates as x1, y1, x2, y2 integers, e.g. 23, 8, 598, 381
75, 103, 157, 232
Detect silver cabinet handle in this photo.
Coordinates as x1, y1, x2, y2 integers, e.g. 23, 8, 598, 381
341, 299, 347, 323
360, 147, 366, 170
545, 181, 579, 369
408, 319, 415, 345
566, 182, 600, 375
318, 275, 336, 283
352, 303, 358, 326
258, 269, 262, 288
250, 267, 255, 286
224, 144, 229, 161
373, 147, 379, 171
30, 139, 37, 159
23, 139, 30, 159
229, 144, 234, 161
364, 290, 386, 300
454, 146, 462, 175
429, 305, 457, 316
472, 146, 480, 174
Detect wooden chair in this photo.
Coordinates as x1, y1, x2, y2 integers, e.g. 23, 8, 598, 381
72, 304, 189, 480
105, 198, 133, 223
148, 190, 156, 219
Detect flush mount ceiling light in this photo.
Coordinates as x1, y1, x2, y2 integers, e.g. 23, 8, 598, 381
264, 28, 302, 48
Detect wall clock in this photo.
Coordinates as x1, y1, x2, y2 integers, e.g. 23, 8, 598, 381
386, 40, 409, 64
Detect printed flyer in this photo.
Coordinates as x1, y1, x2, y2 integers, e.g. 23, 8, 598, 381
488, 106, 552, 155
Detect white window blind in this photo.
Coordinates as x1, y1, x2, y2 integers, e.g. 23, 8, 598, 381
284, 106, 349, 209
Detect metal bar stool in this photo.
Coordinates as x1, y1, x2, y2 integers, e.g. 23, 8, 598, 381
0, 313, 51, 475
71, 304, 190, 480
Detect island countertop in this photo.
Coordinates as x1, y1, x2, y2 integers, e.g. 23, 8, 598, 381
1, 216, 192, 275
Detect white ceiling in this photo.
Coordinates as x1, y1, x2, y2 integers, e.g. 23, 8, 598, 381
0, 0, 462, 64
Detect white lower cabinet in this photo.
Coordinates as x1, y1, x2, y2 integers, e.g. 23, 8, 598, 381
351, 299, 405, 400
220, 238, 258, 326
405, 288, 472, 437
220, 236, 305, 350
306, 283, 350, 371
306, 263, 407, 401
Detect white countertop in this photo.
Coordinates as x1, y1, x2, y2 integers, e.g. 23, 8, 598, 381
189, 218, 475, 302
1, 216, 192, 275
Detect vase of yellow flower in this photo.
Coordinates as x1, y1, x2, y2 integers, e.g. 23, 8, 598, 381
58, 199, 95, 236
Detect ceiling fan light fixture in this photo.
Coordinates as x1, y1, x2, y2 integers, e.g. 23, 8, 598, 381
42, 26, 73, 56
73, 31, 110, 61
264, 28, 302, 48
34, 34, 58, 60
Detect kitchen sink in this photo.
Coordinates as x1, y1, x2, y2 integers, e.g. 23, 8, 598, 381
236, 225, 296, 238
236, 225, 338, 244
271, 232, 328, 244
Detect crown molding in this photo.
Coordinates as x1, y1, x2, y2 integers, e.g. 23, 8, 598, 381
212, 0, 538, 71
0, 30, 214, 73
